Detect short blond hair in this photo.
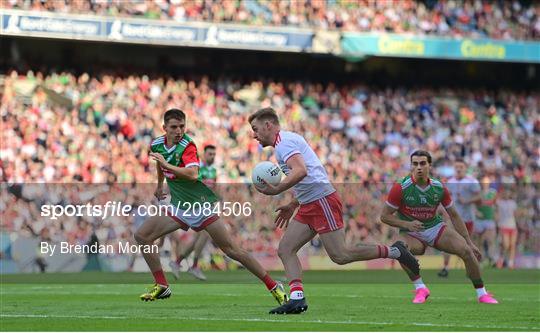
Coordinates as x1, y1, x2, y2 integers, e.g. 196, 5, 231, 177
248, 107, 279, 125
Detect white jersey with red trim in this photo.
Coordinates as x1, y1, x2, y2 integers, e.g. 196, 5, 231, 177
447, 175, 481, 222
274, 130, 335, 204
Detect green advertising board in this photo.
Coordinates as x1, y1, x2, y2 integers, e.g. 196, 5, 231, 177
342, 33, 540, 63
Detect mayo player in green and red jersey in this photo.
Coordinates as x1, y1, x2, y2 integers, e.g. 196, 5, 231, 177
380, 150, 498, 304
475, 177, 498, 265
135, 109, 287, 306
169, 145, 217, 281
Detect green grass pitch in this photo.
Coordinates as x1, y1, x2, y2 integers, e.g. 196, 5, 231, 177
1, 269, 538, 331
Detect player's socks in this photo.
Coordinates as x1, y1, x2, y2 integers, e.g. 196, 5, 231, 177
192, 258, 199, 269
175, 256, 184, 266
377, 245, 400, 259
261, 274, 278, 291
152, 269, 168, 286
289, 279, 304, 300
472, 278, 487, 297
412, 276, 426, 290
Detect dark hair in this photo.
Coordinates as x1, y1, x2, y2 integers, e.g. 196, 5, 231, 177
164, 108, 186, 124
204, 144, 216, 152
410, 150, 432, 164
248, 107, 279, 125
454, 158, 466, 164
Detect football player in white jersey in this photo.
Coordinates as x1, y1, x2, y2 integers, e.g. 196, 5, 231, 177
248, 107, 419, 314
439, 159, 481, 277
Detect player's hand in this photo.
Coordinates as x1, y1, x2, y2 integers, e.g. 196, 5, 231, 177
150, 152, 167, 166
255, 179, 281, 196
154, 186, 166, 201
274, 203, 296, 229
407, 220, 425, 232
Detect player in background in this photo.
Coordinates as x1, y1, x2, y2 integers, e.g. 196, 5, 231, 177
380, 150, 498, 304
496, 186, 518, 268
135, 109, 287, 306
169, 145, 217, 281
438, 159, 481, 277
475, 177, 498, 266
248, 108, 419, 314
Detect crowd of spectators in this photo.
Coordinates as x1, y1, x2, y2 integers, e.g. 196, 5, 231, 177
1, 68, 539, 270
2, 0, 539, 40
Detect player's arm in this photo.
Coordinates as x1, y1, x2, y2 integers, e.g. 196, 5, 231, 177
149, 144, 199, 182
156, 161, 165, 186
161, 164, 199, 181
260, 154, 307, 196
380, 183, 424, 231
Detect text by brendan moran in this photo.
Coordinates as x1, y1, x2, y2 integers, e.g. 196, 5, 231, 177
40, 242, 158, 256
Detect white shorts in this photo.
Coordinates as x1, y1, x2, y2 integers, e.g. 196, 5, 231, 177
475, 219, 496, 234
406, 223, 447, 247
165, 204, 219, 232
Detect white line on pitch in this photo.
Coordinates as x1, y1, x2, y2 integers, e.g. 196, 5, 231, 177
1, 313, 538, 330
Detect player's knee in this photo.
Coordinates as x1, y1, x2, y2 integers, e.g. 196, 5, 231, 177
277, 243, 294, 260
329, 253, 349, 265
134, 230, 151, 245
459, 247, 475, 261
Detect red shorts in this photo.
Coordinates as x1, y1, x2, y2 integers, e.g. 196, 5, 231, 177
501, 227, 517, 238
465, 221, 474, 235
294, 192, 344, 234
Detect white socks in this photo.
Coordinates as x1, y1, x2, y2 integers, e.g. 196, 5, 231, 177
388, 246, 401, 259
476, 287, 488, 297
290, 290, 304, 300
413, 277, 426, 290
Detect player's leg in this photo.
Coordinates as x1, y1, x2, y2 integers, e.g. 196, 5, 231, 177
438, 219, 456, 277
187, 231, 210, 280
397, 234, 431, 303
318, 228, 419, 275
203, 219, 287, 305
313, 192, 419, 274
270, 220, 315, 314
483, 226, 497, 265
167, 231, 183, 279
438, 253, 451, 277
507, 229, 518, 269
434, 227, 498, 303
501, 229, 511, 267
134, 215, 183, 301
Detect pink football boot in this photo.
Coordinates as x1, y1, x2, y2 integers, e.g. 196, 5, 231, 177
478, 293, 499, 304
412, 287, 430, 303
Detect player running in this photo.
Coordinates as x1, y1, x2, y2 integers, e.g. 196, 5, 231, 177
135, 109, 287, 305
438, 159, 482, 277
248, 107, 419, 314
169, 145, 217, 281
380, 150, 498, 304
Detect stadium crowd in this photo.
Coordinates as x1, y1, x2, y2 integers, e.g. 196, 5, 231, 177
1, 0, 539, 40
1, 69, 539, 270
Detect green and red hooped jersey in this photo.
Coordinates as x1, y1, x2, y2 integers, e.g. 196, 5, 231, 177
385, 175, 453, 229
150, 134, 218, 206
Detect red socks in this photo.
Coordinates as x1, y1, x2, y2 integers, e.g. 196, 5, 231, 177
377, 245, 389, 258
261, 274, 278, 290
152, 269, 168, 286
289, 279, 304, 300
